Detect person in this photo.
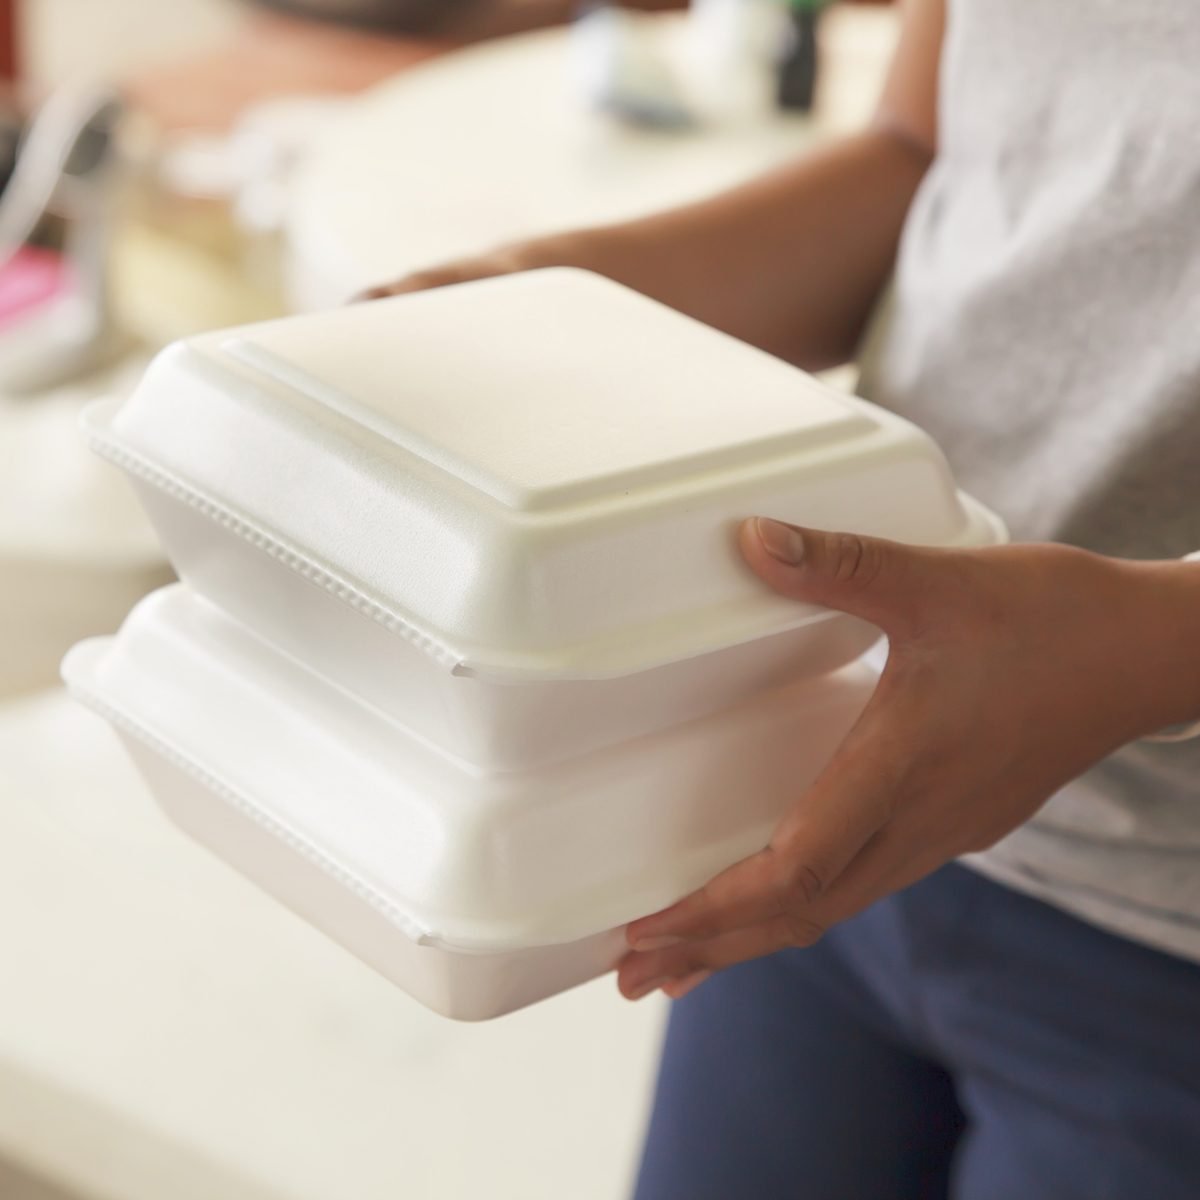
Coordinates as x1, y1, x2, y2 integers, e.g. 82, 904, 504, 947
364, 0, 1200, 1193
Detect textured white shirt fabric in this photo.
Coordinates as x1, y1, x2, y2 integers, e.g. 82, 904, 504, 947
859, 0, 1200, 959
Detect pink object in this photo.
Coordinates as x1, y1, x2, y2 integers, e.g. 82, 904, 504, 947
0, 245, 72, 326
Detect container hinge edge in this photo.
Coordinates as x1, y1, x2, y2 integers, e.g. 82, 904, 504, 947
85, 429, 464, 670
70, 682, 435, 945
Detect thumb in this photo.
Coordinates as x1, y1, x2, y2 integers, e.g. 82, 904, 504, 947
739, 518, 943, 637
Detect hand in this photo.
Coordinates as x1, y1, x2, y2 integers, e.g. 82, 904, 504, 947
356, 231, 611, 301
618, 519, 1199, 1001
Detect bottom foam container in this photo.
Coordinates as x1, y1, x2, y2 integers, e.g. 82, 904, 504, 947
62, 586, 878, 1020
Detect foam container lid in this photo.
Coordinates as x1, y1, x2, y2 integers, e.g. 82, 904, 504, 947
83, 269, 1005, 680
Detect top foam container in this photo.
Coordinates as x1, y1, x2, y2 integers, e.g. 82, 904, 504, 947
83, 269, 1005, 768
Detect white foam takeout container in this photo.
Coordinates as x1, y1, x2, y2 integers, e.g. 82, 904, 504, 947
80, 269, 1005, 770
64, 586, 880, 1020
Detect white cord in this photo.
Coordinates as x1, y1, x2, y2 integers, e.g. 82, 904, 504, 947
0, 81, 120, 267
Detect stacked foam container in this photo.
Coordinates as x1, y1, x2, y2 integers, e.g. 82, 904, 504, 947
63, 270, 1006, 1020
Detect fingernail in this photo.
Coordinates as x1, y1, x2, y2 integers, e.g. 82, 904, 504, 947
663, 971, 712, 1001
755, 518, 806, 565
629, 934, 682, 952
626, 975, 670, 1001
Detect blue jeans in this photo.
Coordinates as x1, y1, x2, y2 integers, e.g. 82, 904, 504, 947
633, 864, 1200, 1200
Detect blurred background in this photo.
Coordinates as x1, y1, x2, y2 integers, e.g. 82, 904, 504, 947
0, 2, 896, 1197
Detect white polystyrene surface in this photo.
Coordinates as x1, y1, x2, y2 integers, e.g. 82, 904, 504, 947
86, 269, 1006, 681
128, 473, 880, 770
124, 727, 628, 1020
62, 586, 876, 968
225, 283, 866, 512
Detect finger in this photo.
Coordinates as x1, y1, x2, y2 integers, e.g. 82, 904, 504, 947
352, 273, 452, 302
352, 285, 395, 302
627, 692, 908, 950
801, 816, 971, 930
739, 518, 959, 640
352, 282, 424, 303
793, 800, 982, 942
662, 970, 712, 1001
624, 824, 961, 1000
626, 843, 808, 953
619, 908, 828, 998
354, 261, 496, 303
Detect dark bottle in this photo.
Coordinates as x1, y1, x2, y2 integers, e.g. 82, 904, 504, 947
777, 2, 821, 113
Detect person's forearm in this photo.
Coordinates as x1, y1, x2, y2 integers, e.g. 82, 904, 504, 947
365, 0, 942, 362
523, 127, 931, 371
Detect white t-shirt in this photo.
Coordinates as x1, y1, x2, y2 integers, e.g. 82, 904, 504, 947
858, 0, 1200, 959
